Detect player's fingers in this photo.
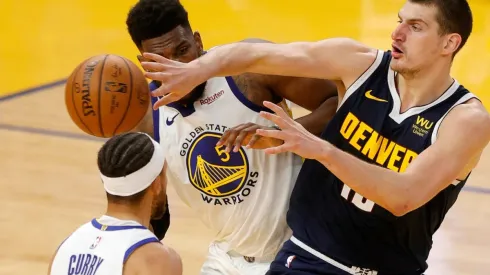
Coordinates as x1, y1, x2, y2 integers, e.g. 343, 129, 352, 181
153, 94, 179, 109
233, 126, 256, 152
258, 111, 288, 130
246, 134, 261, 149
263, 101, 292, 121
149, 84, 171, 97
142, 52, 172, 64
222, 124, 250, 153
255, 128, 288, 141
263, 144, 290, 155
141, 62, 163, 72
216, 129, 231, 146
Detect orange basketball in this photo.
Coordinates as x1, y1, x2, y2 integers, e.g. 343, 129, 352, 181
65, 54, 150, 138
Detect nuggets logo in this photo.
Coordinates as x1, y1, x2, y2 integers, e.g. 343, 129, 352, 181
181, 125, 259, 205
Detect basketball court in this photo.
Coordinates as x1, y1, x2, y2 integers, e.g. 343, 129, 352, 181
1, 0, 489, 274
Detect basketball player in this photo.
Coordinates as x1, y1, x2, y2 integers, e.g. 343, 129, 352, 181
141, 0, 490, 274
47, 132, 182, 275
125, 0, 339, 274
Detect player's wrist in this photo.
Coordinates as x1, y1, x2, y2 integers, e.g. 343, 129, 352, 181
194, 51, 223, 79
316, 139, 335, 166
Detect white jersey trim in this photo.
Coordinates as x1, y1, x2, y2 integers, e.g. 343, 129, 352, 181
430, 92, 477, 145
388, 70, 461, 124
337, 49, 384, 110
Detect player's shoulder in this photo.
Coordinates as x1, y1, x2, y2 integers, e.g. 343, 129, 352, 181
124, 242, 182, 275
441, 97, 490, 138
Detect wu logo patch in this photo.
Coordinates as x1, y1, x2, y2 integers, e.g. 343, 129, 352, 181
415, 116, 434, 130
412, 115, 434, 137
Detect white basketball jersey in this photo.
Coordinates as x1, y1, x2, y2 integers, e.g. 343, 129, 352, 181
152, 76, 303, 258
50, 215, 160, 275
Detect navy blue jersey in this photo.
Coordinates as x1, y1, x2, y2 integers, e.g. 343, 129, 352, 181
287, 50, 477, 273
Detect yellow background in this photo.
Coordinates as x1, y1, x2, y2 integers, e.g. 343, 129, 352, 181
1, 1, 489, 274
1, 0, 489, 107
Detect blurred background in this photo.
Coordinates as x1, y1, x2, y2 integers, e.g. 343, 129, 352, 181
1, 0, 489, 274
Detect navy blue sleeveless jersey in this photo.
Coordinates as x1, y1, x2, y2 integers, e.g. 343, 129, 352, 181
287, 50, 477, 273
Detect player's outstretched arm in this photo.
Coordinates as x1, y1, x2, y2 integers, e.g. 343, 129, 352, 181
124, 242, 182, 275
255, 100, 490, 216
141, 38, 377, 108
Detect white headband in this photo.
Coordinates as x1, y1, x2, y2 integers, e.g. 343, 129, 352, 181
101, 133, 165, 196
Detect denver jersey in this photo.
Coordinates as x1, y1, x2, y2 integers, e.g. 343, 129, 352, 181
150, 76, 303, 258
287, 50, 477, 273
50, 215, 160, 275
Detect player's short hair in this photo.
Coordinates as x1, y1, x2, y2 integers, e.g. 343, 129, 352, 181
126, 0, 191, 48
409, 0, 472, 55
98, 132, 155, 204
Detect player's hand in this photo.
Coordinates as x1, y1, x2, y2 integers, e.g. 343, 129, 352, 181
255, 101, 329, 159
216, 123, 284, 153
140, 53, 207, 109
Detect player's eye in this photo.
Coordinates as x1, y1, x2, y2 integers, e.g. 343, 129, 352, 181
411, 24, 421, 31
178, 46, 189, 55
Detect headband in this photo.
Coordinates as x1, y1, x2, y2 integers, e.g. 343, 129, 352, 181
101, 133, 165, 196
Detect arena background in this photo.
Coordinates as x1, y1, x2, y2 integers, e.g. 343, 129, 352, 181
1, 0, 489, 274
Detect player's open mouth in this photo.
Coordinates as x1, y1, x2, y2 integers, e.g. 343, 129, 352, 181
392, 44, 404, 58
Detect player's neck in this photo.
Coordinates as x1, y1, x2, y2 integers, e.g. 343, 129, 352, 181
105, 204, 151, 228
396, 62, 453, 113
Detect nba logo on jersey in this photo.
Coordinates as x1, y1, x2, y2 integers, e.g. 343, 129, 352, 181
89, 236, 102, 250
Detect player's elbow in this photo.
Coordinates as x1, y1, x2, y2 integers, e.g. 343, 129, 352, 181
387, 177, 421, 217
388, 200, 413, 217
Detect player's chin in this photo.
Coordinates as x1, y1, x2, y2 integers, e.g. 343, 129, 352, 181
389, 61, 405, 73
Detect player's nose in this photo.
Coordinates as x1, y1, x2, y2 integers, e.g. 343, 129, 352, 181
391, 24, 406, 42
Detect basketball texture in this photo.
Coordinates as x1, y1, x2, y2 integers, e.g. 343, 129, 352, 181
65, 54, 150, 138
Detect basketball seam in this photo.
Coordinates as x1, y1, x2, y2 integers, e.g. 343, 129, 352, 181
113, 56, 134, 136
70, 63, 94, 135
98, 55, 109, 137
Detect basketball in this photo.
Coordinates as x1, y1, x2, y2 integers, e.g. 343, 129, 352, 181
65, 54, 150, 138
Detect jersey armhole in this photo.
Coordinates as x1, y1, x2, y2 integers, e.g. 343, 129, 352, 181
337, 49, 385, 110
430, 93, 478, 144
123, 237, 160, 263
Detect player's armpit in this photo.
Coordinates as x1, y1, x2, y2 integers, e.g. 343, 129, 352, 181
123, 242, 182, 275
398, 100, 490, 214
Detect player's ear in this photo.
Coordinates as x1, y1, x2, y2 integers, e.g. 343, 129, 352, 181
150, 176, 162, 195
193, 31, 204, 55
442, 33, 461, 56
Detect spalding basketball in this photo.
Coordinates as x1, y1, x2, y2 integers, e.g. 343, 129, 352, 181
65, 54, 150, 138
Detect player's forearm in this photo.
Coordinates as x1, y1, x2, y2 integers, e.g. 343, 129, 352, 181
294, 96, 338, 136
194, 43, 262, 79
317, 142, 419, 216
195, 42, 317, 80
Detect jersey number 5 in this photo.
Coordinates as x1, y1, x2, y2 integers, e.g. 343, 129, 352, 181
340, 184, 375, 212
215, 145, 230, 162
